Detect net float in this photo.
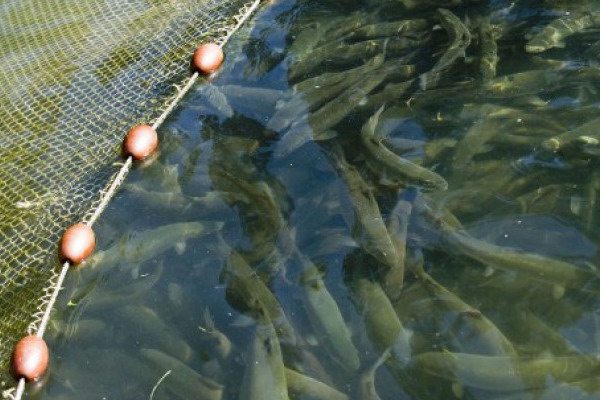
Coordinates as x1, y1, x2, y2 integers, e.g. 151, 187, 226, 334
59, 223, 96, 264
123, 124, 158, 161
193, 43, 224, 74
12, 336, 49, 381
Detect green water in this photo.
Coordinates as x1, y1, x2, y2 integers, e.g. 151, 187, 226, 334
33, 0, 600, 399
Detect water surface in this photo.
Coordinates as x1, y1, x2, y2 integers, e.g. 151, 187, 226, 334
33, 1, 600, 399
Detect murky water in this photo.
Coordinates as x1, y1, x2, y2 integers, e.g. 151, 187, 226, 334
32, 1, 600, 399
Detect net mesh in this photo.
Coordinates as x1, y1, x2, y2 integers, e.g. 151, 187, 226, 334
0, 0, 256, 387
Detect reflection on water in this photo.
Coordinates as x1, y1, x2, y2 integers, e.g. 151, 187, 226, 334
35, 0, 600, 399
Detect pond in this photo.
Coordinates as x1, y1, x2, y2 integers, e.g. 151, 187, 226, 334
33, 0, 600, 399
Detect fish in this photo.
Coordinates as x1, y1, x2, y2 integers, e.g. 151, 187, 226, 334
115, 305, 195, 362
483, 69, 564, 98
292, 53, 384, 94
542, 116, 600, 152
420, 9, 471, 90
356, 349, 391, 400
240, 303, 289, 400
223, 250, 297, 346
208, 159, 285, 273
141, 348, 223, 400
452, 105, 506, 170
198, 307, 232, 361
302, 227, 358, 258
276, 68, 386, 159
54, 348, 157, 398
493, 376, 600, 400
219, 85, 284, 122
74, 261, 164, 311
351, 276, 413, 366
383, 188, 417, 299
342, 19, 429, 42
584, 39, 600, 60
477, 17, 499, 81
288, 22, 326, 61
285, 368, 348, 400
88, 221, 222, 271
51, 318, 108, 348
407, 249, 517, 357
268, 55, 384, 134
360, 107, 448, 191
584, 170, 600, 232
287, 317, 337, 388
464, 214, 597, 259
423, 137, 457, 162
328, 144, 400, 270
443, 226, 599, 292
123, 184, 227, 214
191, 84, 234, 120
399, 0, 461, 10
317, 10, 380, 41
505, 310, 577, 356
526, 12, 600, 53
299, 258, 360, 371
141, 162, 183, 194
289, 37, 422, 81
360, 79, 416, 111
413, 351, 600, 391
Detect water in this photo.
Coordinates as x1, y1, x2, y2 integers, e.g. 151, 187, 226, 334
32, 1, 600, 399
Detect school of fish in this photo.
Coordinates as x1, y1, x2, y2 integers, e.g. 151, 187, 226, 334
39, 0, 600, 399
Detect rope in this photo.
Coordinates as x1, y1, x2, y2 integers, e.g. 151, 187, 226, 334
86, 157, 133, 227
218, 0, 262, 47
35, 262, 70, 338
12, 368, 25, 400
7, 1, 263, 398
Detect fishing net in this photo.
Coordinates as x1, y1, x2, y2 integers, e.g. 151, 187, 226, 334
0, 0, 260, 389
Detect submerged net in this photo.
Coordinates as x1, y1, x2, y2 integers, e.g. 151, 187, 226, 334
0, 0, 259, 388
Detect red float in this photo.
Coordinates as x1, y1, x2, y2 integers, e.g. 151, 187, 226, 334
123, 124, 158, 161
12, 336, 49, 381
193, 43, 224, 74
59, 223, 95, 264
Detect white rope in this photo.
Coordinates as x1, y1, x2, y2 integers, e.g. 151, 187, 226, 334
218, 0, 262, 47
9, 2, 263, 398
13, 379, 24, 400
150, 0, 262, 130
152, 76, 200, 130
35, 262, 70, 338
86, 157, 133, 227
87, 0, 263, 227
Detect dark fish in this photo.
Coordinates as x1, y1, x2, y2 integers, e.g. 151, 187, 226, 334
527, 12, 600, 53
420, 9, 472, 90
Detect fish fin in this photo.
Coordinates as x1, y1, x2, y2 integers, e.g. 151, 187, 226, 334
130, 265, 140, 279
314, 129, 338, 141
202, 307, 216, 331
452, 382, 465, 398
483, 265, 496, 277
478, 143, 494, 154
362, 106, 386, 141
371, 53, 385, 68
305, 333, 319, 347
553, 284, 566, 300
379, 175, 396, 187
175, 241, 186, 255
273, 124, 311, 159
230, 314, 255, 328
392, 328, 413, 366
